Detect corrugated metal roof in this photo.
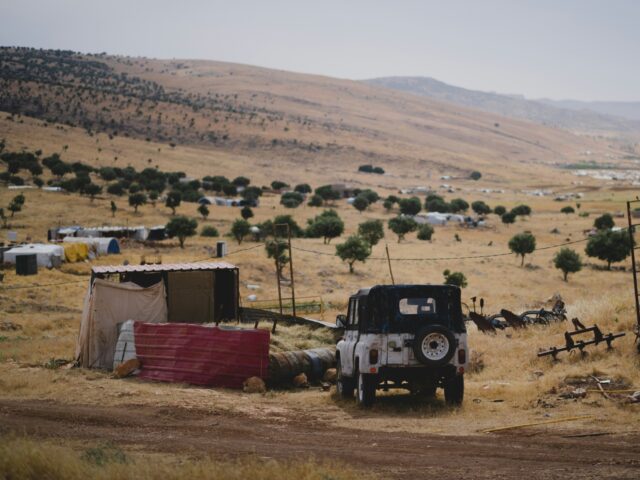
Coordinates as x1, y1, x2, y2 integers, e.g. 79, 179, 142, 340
92, 261, 237, 274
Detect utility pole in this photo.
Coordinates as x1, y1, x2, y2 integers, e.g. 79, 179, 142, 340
385, 243, 395, 285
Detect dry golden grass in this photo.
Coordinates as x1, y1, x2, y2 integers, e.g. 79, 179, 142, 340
0, 436, 368, 480
1, 106, 640, 448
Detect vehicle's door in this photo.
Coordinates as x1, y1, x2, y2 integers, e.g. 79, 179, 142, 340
342, 297, 358, 375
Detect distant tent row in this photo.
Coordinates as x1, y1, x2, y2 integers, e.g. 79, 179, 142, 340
2, 238, 121, 268
63, 237, 120, 256
49, 225, 166, 242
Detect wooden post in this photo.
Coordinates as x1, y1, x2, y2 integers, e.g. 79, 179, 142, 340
385, 243, 395, 285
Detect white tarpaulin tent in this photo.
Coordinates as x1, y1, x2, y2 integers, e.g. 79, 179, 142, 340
76, 279, 168, 369
3, 244, 64, 268
63, 236, 120, 255
414, 213, 449, 225
77, 226, 148, 241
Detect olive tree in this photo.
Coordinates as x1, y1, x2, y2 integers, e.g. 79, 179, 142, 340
388, 216, 418, 242
336, 235, 371, 273
585, 230, 631, 269
554, 248, 582, 281
166, 215, 198, 248
508, 232, 536, 266
231, 218, 251, 244
358, 219, 384, 246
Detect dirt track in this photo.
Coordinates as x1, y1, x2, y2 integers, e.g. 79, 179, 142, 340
1, 399, 639, 479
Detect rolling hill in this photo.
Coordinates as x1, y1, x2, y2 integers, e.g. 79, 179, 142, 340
0, 47, 632, 185
365, 76, 640, 137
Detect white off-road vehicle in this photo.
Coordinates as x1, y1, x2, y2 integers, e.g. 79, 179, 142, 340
336, 284, 468, 407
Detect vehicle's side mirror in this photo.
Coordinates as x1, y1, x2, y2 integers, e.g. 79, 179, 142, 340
336, 314, 347, 328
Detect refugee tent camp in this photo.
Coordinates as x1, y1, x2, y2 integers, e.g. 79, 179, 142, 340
3, 244, 64, 268
76, 262, 240, 369
50, 225, 148, 241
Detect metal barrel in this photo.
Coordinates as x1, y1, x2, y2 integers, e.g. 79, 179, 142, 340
268, 347, 336, 384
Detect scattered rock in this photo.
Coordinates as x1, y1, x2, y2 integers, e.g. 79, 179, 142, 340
0, 321, 22, 331
293, 373, 308, 388
323, 368, 337, 383
560, 387, 587, 399
113, 358, 140, 379
243, 376, 266, 394
531, 370, 545, 379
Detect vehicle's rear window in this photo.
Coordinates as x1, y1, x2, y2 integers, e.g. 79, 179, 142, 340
398, 298, 436, 315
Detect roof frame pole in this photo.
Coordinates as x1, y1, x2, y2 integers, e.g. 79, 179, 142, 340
385, 243, 395, 285
627, 200, 640, 334
285, 223, 297, 319
273, 228, 283, 334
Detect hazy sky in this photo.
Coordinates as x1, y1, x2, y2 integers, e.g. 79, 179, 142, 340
1, 0, 638, 101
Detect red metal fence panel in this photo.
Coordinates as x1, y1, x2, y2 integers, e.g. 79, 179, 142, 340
133, 322, 270, 388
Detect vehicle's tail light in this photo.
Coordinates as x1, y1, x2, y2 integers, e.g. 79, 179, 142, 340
369, 349, 379, 364
458, 349, 466, 364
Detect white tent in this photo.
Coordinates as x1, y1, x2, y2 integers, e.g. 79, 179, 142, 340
3, 244, 64, 268
414, 213, 449, 225
76, 279, 168, 369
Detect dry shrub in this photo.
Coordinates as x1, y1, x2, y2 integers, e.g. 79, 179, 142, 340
468, 351, 485, 374
0, 436, 370, 480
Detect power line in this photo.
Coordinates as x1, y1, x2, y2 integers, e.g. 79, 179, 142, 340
192, 242, 265, 262
291, 236, 592, 262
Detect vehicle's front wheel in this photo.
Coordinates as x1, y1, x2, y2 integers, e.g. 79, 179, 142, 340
336, 360, 355, 399
356, 370, 377, 407
444, 374, 464, 405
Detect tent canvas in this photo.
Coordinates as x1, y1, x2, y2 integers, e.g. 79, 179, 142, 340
3, 244, 64, 268
63, 242, 89, 263
64, 236, 120, 255
76, 278, 168, 369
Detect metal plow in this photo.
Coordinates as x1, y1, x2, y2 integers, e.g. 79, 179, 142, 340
466, 298, 567, 334
537, 321, 626, 359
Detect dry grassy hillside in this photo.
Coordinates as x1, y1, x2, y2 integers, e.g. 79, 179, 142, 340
1, 47, 631, 185
2, 49, 640, 479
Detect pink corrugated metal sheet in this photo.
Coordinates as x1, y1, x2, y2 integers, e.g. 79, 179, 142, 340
133, 322, 269, 388
92, 262, 237, 275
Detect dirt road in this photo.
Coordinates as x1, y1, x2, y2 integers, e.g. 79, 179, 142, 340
1, 399, 639, 479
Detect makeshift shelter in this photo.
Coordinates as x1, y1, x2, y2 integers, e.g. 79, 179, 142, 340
3, 244, 64, 268
63, 242, 89, 263
147, 226, 166, 241
77, 262, 240, 369
64, 236, 120, 255
76, 279, 168, 369
91, 262, 239, 322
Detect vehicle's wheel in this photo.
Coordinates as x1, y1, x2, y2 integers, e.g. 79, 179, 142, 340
356, 370, 377, 407
336, 360, 355, 399
413, 325, 456, 366
444, 374, 464, 405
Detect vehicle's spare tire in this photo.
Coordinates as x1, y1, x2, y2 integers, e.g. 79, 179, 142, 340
413, 325, 456, 366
